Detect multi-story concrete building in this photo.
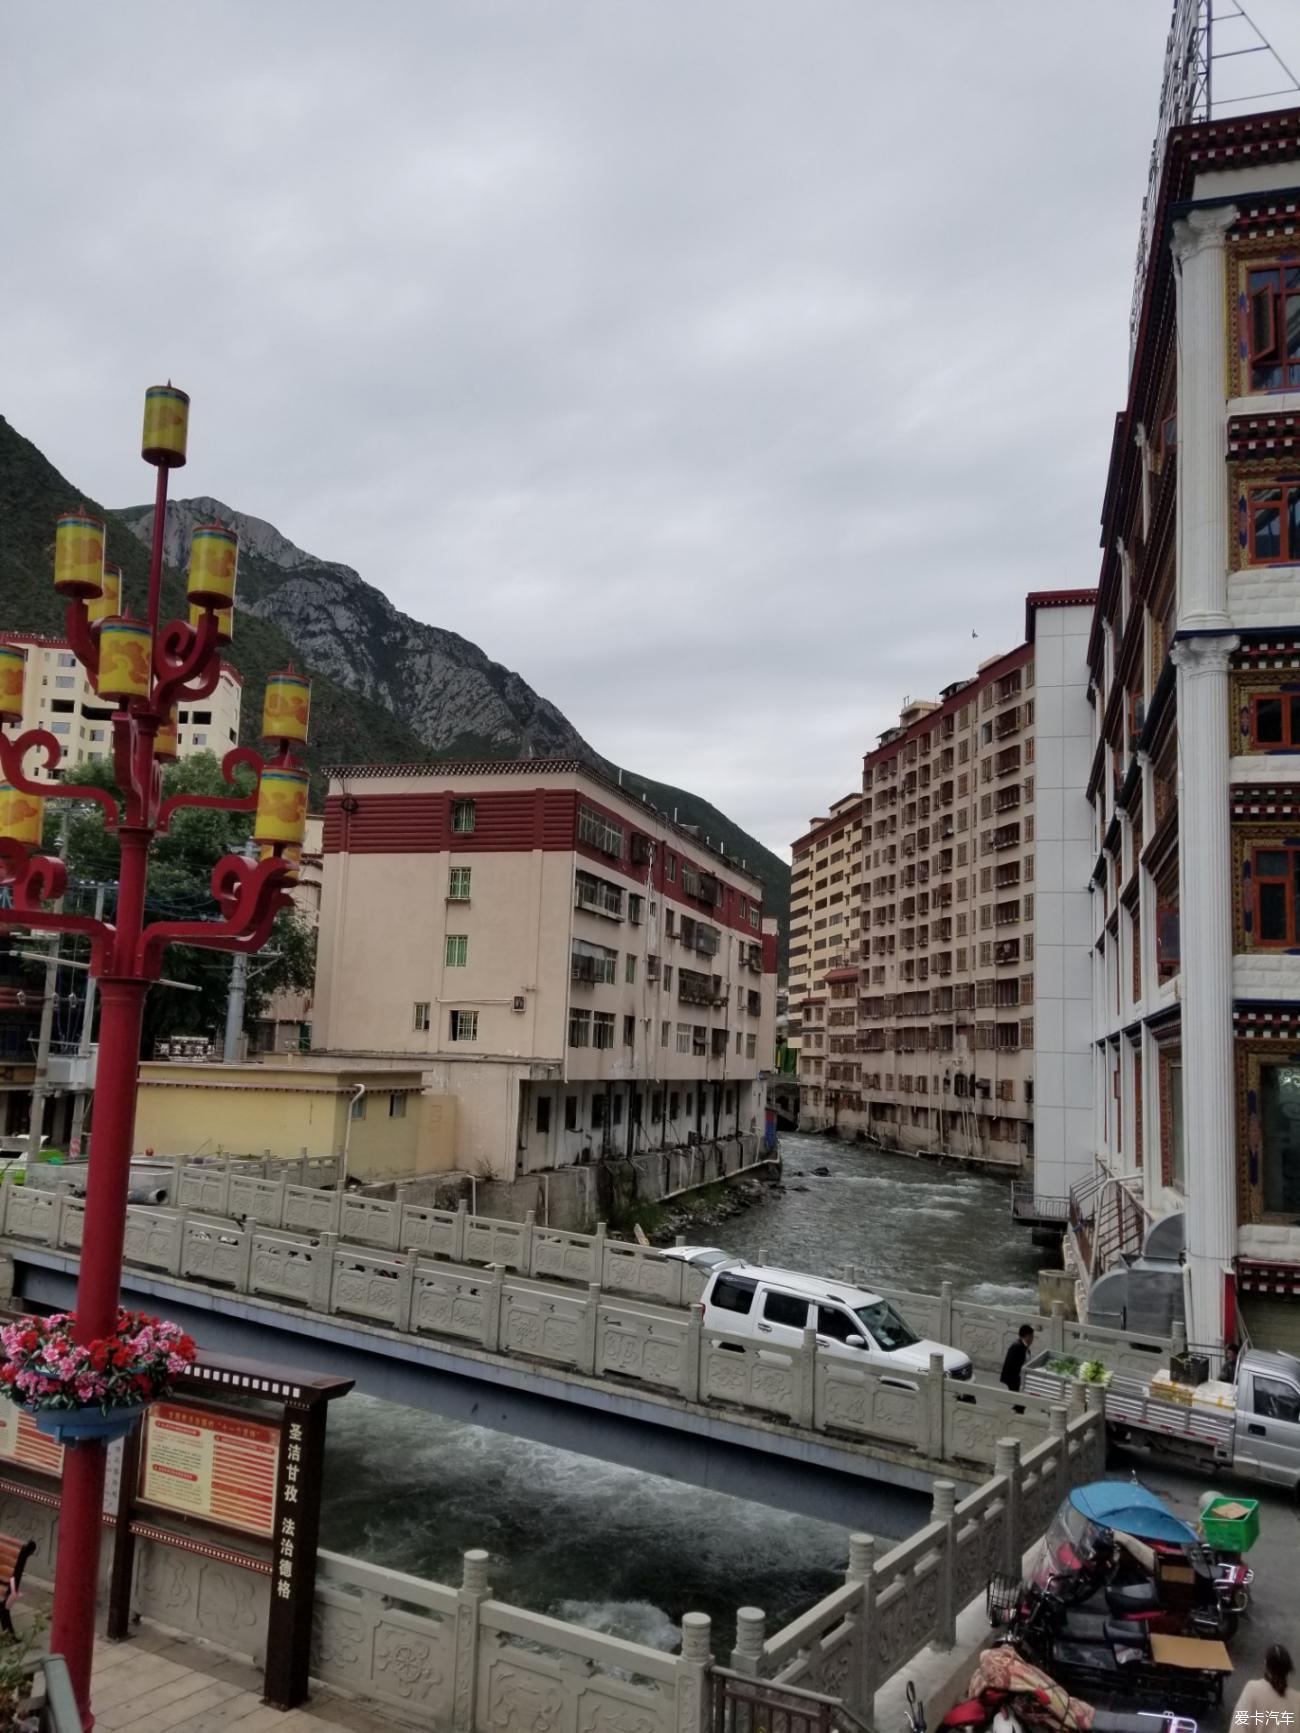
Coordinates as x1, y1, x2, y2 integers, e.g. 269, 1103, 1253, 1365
1077, 104, 1300, 1356
312, 760, 777, 1180
787, 791, 864, 1117
0, 633, 242, 770
793, 594, 1095, 1166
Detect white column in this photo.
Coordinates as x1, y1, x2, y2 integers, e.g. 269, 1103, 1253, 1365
1172, 204, 1236, 632
1171, 635, 1239, 1352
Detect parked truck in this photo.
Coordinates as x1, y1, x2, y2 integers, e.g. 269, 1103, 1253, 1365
1025, 1347, 1300, 1489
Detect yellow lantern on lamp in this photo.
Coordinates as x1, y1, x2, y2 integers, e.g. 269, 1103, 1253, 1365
0, 784, 44, 850
261, 841, 303, 882
86, 561, 122, 626
261, 671, 311, 747
189, 600, 233, 645
141, 383, 190, 467
53, 509, 105, 600
0, 645, 26, 721
187, 524, 238, 609
156, 706, 180, 762
97, 617, 153, 703
253, 765, 309, 847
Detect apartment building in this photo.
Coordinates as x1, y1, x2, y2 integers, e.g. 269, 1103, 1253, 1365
312, 760, 777, 1180
787, 790, 864, 1083
0, 633, 242, 770
1078, 104, 1300, 1356
793, 595, 1095, 1166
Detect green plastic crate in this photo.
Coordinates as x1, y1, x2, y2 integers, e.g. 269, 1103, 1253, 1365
1200, 1495, 1260, 1553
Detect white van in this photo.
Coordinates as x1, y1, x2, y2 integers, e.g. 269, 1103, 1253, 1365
696, 1262, 973, 1380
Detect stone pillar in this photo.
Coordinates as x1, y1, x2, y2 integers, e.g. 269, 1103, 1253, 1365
730, 1607, 765, 1676
995, 1437, 1022, 1577
1172, 205, 1236, 634
676, 1613, 712, 1733
930, 1480, 957, 1649
846, 1533, 877, 1719
453, 1549, 490, 1732
1171, 637, 1239, 1354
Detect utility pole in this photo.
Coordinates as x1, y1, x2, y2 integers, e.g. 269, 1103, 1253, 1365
223, 839, 259, 1062
68, 884, 106, 1154
26, 809, 70, 1163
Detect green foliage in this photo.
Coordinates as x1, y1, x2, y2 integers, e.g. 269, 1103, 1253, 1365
54, 754, 315, 1055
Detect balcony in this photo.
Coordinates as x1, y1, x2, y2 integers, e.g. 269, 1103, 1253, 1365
746, 990, 762, 1016
574, 878, 623, 919
995, 786, 1021, 814
995, 864, 1021, 890
994, 709, 1021, 740
995, 746, 1021, 779
678, 970, 716, 1008
994, 939, 1021, 966
991, 823, 1021, 851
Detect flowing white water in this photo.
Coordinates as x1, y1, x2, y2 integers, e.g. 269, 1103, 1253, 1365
320, 1133, 1044, 1653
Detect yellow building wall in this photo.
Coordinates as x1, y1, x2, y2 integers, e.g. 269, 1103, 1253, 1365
132, 1064, 457, 1176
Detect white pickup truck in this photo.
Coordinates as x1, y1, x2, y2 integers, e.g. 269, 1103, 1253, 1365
1025, 1346, 1300, 1489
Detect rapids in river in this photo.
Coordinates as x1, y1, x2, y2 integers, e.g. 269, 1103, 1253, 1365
319, 1132, 1043, 1653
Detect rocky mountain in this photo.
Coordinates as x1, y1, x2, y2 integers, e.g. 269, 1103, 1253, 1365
118, 497, 597, 764
0, 412, 788, 936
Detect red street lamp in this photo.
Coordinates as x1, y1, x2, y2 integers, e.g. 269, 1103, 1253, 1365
0, 386, 310, 1726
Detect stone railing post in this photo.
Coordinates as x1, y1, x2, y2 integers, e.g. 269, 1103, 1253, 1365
216, 1168, 232, 1219
846, 1533, 876, 1720
995, 1437, 1022, 1577
592, 1220, 607, 1291
235, 1220, 254, 1293
453, 1548, 490, 1733
521, 1209, 535, 1269
582, 1282, 601, 1375
0, 1182, 10, 1238
938, 1280, 954, 1344
395, 1249, 418, 1334
483, 1265, 504, 1354
1050, 1301, 1066, 1355
927, 1351, 947, 1458
168, 1209, 189, 1277
676, 1612, 712, 1733
682, 1304, 703, 1404
168, 1156, 182, 1205
931, 1480, 957, 1650
798, 1327, 817, 1429
312, 1232, 338, 1312
1068, 1379, 1087, 1420
1050, 1404, 1070, 1501
730, 1606, 765, 1676
49, 1192, 66, 1251
453, 1198, 469, 1264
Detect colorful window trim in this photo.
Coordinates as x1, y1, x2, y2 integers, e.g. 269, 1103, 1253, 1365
1250, 844, 1300, 948
1246, 692, 1300, 750
1246, 263, 1300, 392
1241, 481, 1300, 565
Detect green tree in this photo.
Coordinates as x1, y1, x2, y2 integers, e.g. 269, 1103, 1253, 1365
50, 753, 316, 1056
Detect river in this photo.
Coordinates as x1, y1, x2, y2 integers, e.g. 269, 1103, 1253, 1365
319, 1133, 1043, 1653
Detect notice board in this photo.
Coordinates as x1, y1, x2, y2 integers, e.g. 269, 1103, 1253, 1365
138, 1401, 280, 1538
0, 1404, 63, 1476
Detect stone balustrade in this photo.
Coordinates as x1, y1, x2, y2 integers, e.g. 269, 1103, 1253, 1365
5, 1185, 1098, 1474
0, 1403, 1104, 1733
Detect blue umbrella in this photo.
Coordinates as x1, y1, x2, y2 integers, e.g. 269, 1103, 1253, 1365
1068, 1481, 1198, 1546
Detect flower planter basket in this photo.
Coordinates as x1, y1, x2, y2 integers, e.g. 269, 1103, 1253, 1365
31, 1402, 148, 1447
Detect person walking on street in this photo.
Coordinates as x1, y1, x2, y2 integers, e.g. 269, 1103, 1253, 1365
1000, 1324, 1035, 1394
1234, 1645, 1300, 1723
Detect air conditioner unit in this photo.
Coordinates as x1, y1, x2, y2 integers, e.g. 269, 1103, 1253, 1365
512, 995, 526, 1013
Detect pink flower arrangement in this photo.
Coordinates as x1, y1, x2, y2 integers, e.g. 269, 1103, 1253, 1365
0, 1310, 197, 1414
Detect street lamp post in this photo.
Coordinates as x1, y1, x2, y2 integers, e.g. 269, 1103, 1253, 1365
0, 386, 311, 1726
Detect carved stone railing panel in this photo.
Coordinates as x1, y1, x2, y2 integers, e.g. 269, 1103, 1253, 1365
700, 1335, 802, 1422
477, 1600, 682, 1733
122, 1207, 180, 1273
248, 1232, 321, 1307
331, 1249, 407, 1329
942, 1384, 1048, 1468
313, 1552, 458, 1722
951, 1479, 1006, 1608
283, 1184, 339, 1237
602, 1242, 685, 1306
226, 1174, 286, 1227
463, 1217, 530, 1274
337, 1194, 401, 1251
870, 1526, 943, 1682
2, 1185, 57, 1242
410, 1263, 493, 1344
499, 1283, 586, 1370
815, 1361, 925, 1450
401, 1204, 466, 1262
180, 1218, 249, 1289
59, 1198, 86, 1251
595, 1304, 691, 1392
1061, 1321, 1171, 1374
530, 1228, 599, 1287
134, 1538, 271, 1665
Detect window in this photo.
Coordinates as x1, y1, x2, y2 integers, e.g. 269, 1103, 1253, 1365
692, 1025, 707, 1057
660, 1020, 670, 1048
569, 1009, 591, 1048
1253, 846, 1300, 946
192, 710, 212, 724
625, 954, 637, 984
1250, 693, 1300, 748
54, 675, 75, 690
591, 1095, 607, 1129
1252, 1374, 1300, 1425
710, 1275, 755, 1315
817, 1305, 859, 1343
1259, 1063, 1300, 1215
445, 934, 468, 967
448, 866, 472, 900
1245, 483, 1300, 563
623, 1014, 635, 1047
57, 652, 75, 668
763, 1290, 810, 1329
676, 1022, 691, 1054
1246, 265, 1300, 390
666, 854, 677, 883
451, 798, 476, 834
51, 722, 70, 735
564, 1095, 578, 1131
413, 1002, 431, 1031
448, 1009, 478, 1042
593, 1011, 615, 1049
89, 728, 105, 742
628, 894, 644, 926
613, 1093, 624, 1127
536, 1096, 551, 1134
750, 905, 760, 930
388, 1093, 407, 1118
578, 803, 623, 857
669, 1090, 680, 1120
572, 940, 618, 984
746, 1033, 757, 1060
350, 1093, 367, 1120
663, 965, 673, 990
1170, 1059, 1185, 1191
574, 871, 623, 919
192, 733, 207, 746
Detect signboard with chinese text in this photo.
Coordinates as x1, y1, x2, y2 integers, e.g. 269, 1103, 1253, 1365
138, 1401, 280, 1538
0, 1403, 64, 1476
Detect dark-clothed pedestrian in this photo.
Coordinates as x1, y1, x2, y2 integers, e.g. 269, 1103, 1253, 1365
999, 1324, 1035, 1394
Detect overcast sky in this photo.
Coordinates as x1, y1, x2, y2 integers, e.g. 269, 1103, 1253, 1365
5, 4, 1300, 858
